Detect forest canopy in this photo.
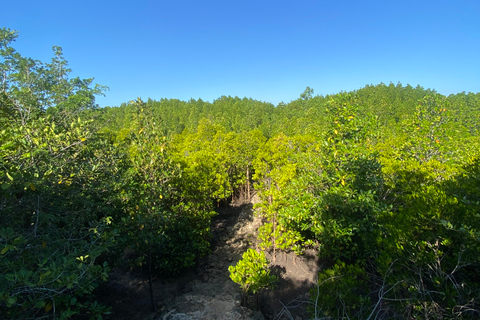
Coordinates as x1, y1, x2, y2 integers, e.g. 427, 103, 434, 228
1, 27, 480, 319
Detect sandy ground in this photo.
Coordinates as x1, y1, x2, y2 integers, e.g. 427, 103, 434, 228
95, 196, 321, 320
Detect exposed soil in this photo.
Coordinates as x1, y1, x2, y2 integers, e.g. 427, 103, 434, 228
96, 196, 321, 320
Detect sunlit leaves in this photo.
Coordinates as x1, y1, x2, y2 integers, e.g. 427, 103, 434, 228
228, 249, 277, 295
0, 28, 112, 319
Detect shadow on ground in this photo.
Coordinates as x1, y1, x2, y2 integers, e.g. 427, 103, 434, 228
95, 199, 323, 320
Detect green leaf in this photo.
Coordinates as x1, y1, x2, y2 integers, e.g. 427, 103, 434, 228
6, 296, 17, 307
1, 246, 9, 254
45, 302, 53, 312
1, 183, 11, 190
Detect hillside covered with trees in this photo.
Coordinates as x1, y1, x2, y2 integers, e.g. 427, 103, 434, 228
1, 28, 480, 319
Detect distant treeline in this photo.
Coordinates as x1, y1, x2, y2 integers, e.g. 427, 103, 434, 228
94, 83, 479, 138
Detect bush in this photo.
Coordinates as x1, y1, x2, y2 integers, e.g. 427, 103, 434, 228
228, 249, 277, 296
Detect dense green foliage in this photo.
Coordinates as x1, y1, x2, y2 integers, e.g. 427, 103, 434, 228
0, 29, 217, 318
0, 28, 114, 319
228, 249, 277, 295
2, 27, 480, 319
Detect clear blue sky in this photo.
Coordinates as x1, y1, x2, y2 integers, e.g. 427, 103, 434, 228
2, 0, 479, 107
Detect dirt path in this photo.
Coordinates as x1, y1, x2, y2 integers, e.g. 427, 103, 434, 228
164, 202, 264, 320
98, 198, 320, 320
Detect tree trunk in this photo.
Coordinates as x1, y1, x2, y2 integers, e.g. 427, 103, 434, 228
148, 245, 156, 312
246, 166, 250, 201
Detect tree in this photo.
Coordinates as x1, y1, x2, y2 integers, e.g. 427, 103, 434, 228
253, 134, 318, 257
0, 28, 112, 319
300, 86, 314, 100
